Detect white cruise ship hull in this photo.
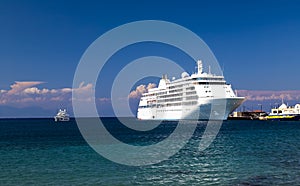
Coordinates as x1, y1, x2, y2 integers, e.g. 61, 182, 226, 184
137, 97, 244, 121
136, 60, 245, 121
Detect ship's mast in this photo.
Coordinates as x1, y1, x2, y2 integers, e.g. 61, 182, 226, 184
197, 60, 203, 74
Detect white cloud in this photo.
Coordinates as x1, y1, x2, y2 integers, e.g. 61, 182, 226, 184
128, 83, 156, 99
61, 88, 72, 93
7, 81, 44, 95
75, 82, 93, 92
147, 83, 156, 90
23, 87, 41, 94
99, 97, 110, 102
50, 89, 58, 94
71, 82, 94, 102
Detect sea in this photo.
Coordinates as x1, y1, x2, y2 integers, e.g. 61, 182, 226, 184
0, 118, 300, 186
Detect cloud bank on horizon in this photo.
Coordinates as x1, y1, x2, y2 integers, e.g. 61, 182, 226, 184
0, 81, 92, 109
1, 82, 300, 117
237, 90, 300, 102
2, 82, 300, 106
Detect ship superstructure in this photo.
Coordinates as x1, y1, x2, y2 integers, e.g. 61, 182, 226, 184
265, 103, 300, 121
137, 60, 245, 120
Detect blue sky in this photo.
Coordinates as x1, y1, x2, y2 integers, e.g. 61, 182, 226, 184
1, 0, 300, 117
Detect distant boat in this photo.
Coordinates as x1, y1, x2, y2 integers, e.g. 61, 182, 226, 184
54, 109, 70, 122
264, 103, 300, 121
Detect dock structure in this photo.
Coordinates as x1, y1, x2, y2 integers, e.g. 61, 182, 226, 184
228, 110, 267, 120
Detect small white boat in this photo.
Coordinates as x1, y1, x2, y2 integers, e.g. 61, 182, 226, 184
54, 109, 70, 122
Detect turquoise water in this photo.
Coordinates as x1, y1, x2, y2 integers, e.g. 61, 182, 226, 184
0, 118, 300, 185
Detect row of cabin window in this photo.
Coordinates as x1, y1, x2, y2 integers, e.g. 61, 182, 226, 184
157, 95, 198, 102
158, 93, 183, 99
157, 97, 182, 103
139, 101, 198, 108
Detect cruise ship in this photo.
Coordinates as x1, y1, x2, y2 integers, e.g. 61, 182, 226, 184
137, 60, 245, 120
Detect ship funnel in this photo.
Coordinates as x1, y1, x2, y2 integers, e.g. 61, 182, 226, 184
197, 60, 203, 74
